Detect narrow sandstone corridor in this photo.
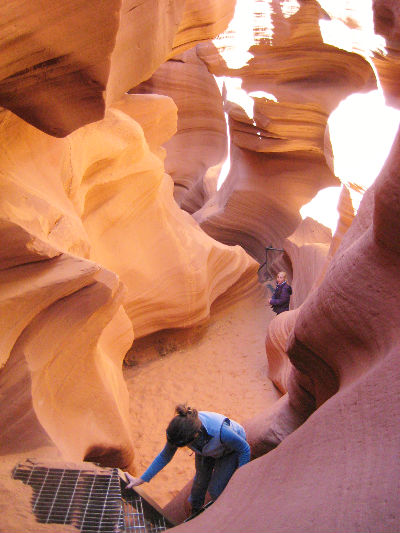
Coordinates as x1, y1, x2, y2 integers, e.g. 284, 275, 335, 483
124, 283, 280, 507
0, 1, 399, 532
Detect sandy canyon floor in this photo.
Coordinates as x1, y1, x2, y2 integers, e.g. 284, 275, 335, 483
123, 281, 281, 507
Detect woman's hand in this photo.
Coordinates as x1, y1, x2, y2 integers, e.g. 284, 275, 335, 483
125, 472, 145, 489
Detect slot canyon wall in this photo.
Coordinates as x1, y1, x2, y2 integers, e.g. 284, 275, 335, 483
0, 0, 399, 532
170, 0, 400, 531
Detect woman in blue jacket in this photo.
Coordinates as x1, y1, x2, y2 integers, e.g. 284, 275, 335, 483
125, 404, 250, 514
269, 271, 292, 314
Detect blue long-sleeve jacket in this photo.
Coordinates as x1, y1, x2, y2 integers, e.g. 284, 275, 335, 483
141, 421, 250, 482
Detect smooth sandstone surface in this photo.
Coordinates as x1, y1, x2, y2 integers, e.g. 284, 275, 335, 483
0, 87, 258, 473
66, 95, 257, 338
132, 47, 227, 211
0, 1, 399, 532
264, 185, 357, 396
0, 0, 235, 136
173, 124, 400, 533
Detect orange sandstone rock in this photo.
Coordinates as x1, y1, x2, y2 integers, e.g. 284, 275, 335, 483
0, 0, 235, 137
0, 91, 257, 469
132, 47, 227, 211
194, 1, 375, 261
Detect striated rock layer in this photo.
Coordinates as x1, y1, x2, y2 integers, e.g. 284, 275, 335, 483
264, 184, 357, 395
0, 0, 236, 136
66, 94, 257, 338
192, 0, 376, 263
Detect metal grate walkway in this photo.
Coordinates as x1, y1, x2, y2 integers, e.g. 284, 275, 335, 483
12, 460, 170, 533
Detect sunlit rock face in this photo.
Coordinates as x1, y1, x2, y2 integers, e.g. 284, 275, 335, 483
318, 0, 400, 107
372, 0, 400, 108
132, 47, 227, 212
66, 94, 257, 338
0, 0, 248, 471
0, 91, 256, 466
0, 106, 135, 465
192, 0, 376, 263
0, 0, 235, 136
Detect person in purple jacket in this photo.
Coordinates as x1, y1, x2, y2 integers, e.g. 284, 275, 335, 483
125, 404, 250, 515
269, 271, 292, 314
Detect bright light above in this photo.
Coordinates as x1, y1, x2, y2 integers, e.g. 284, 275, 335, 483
329, 90, 400, 204
212, 0, 400, 231
301, 90, 400, 232
300, 187, 342, 234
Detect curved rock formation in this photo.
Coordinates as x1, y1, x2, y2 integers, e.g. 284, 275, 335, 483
162, 4, 400, 529
284, 217, 332, 309
0, 0, 235, 137
132, 47, 227, 211
0, 87, 257, 469
265, 185, 356, 396
264, 309, 298, 395
66, 94, 257, 338
195, 143, 337, 263
193, 0, 376, 263
0, 107, 135, 463
171, 0, 236, 57
372, 0, 400, 108
173, 121, 400, 533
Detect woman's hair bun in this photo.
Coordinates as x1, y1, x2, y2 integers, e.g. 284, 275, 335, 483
175, 403, 198, 417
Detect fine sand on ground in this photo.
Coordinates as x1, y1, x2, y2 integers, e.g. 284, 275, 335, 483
123, 281, 281, 508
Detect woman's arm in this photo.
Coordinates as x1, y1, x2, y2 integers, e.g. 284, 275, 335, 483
220, 424, 250, 467
125, 442, 177, 488
137, 442, 178, 483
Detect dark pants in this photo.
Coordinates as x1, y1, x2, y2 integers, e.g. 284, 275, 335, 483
189, 453, 239, 512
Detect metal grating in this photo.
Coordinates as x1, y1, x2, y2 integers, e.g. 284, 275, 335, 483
120, 480, 171, 533
12, 460, 170, 533
121, 495, 167, 533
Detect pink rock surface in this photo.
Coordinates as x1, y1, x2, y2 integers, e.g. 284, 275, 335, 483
284, 217, 332, 309
372, 0, 400, 108
172, 122, 400, 533
265, 185, 357, 396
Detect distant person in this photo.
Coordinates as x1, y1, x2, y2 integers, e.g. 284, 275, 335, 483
125, 404, 250, 516
269, 271, 292, 314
